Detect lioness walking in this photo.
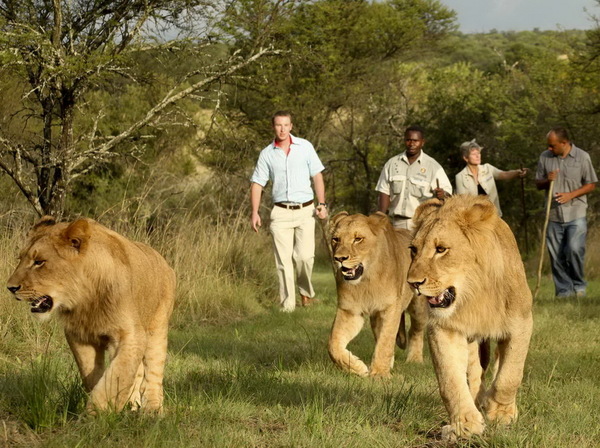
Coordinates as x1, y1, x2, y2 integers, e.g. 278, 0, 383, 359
407, 195, 533, 439
328, 211, 428, 378
7, 216, 176, 414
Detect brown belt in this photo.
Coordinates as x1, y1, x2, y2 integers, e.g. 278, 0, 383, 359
274, 200, 314, 210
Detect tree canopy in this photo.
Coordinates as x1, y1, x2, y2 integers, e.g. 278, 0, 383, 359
0, 0, 599, 245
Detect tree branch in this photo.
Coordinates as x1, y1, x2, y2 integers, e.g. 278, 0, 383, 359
95, 47, 281, 155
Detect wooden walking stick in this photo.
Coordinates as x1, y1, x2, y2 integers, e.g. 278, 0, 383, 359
533, 180, 554, 299
519, 164, 529, 253
317, 216, 336, 274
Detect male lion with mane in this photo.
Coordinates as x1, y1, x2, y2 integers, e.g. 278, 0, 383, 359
407, 195, 533, 439
7, 216, 176, 414
328, 211, 428, 378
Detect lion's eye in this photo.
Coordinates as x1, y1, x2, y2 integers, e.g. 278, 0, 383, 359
33, 260, 46, 267
331, 237, 339, 244
409, 245, 417, 256
354, 237, 363, 244
435, 246, 447, 254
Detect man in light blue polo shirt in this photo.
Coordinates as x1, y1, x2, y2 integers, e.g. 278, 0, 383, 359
250, 111, 328, 312
536, 127, 597, 298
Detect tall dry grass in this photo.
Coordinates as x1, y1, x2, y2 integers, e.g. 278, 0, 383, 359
0, 205, 277, 357
0, 205, 278, 433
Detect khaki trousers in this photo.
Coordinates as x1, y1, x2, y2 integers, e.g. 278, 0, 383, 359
269, 205, 316, 311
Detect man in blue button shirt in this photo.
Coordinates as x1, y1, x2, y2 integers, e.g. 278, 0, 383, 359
536, 127, 597, 298
250, 111, 328, 312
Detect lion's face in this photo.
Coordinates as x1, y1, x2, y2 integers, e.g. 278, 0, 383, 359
407, 222, 474, 317
7, 217, 88, 320
330, 212, 389, 283
407, 196, 498, 318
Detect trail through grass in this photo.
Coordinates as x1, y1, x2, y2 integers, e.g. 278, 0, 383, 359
1, 268, 599, 447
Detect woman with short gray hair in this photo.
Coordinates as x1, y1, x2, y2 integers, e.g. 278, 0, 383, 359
455, 139, 528, 217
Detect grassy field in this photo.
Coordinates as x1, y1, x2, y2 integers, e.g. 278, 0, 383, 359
1, 260, 599, 447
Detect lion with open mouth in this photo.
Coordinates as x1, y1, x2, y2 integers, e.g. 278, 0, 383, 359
7, 216, 176, 414
327, 211, 428, 378
407, 195, 533, 440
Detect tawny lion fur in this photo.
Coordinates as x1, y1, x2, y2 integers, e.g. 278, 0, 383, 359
407, 195, 533, 440
7, 216, 176, 414
328, 211, 428, 378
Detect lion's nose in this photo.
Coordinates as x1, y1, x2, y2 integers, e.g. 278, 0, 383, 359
334, 255, 349, 263
7, 285, 20, 294
409, 279, 425, 290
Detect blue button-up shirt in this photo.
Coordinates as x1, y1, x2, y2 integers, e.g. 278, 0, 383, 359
251, 135, 325, 203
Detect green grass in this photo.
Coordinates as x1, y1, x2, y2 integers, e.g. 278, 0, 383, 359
1, 265, 599, 447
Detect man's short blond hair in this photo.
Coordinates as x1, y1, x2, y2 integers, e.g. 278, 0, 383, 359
272, 110, 293, 125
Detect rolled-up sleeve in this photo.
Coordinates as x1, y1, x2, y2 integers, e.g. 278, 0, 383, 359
489, 164, 502, 179
375, 161, 391, 195
582, 154, 599, 184
250, 151, 270, 186
535, 155, 548, 181
307, 144, 325, 177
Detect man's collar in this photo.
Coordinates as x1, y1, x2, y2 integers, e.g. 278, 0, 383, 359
551, 144, 575, 158
400, 150, 424, 163
273, 135, 294, 148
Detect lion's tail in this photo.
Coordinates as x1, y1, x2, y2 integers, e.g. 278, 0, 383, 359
396, 312, 407, 349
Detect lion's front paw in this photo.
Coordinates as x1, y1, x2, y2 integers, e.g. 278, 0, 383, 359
483, 397, 518, 425
368, 368, 392, 379
405, 351, 423, 363
329, 348, 369, 377
441, 411, 485, 440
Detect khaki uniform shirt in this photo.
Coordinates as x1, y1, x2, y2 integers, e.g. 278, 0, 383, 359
455, 163, 503, 216
376, 151, 452, 218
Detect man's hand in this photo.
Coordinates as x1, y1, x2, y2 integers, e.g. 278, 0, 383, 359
315, 205, 329, 220
555, 191, 574, 204
518, 168, 529, 178
547, 169, 559, 181
433, 188, 447, 200
251, 212, 262, 232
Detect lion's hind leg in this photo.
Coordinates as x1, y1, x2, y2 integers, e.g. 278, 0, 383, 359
88, 336, 145, 413
139, 323, 170, 413
128, 362, 144, 410
467, 340, 487, 407
328, 309, 369, 377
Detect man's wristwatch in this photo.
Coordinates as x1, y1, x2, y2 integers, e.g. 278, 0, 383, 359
318, 202, 328, 208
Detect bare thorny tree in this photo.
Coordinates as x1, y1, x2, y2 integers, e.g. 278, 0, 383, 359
0, 0, 283, 217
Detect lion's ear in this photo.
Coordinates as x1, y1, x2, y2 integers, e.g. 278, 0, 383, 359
368, 212, 390, 232
28, 215, 56, 236
413, 199, 443, 228
331, 211, 349, 228
63, 219, 91, 252
33, 216, 57, 229
463, 199, 496, 226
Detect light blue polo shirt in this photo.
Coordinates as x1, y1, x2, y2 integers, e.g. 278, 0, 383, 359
251, 135, 325, 203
